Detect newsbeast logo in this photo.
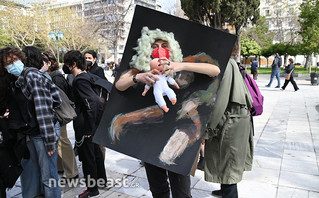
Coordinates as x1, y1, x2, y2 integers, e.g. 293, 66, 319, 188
49, 176, 140, 188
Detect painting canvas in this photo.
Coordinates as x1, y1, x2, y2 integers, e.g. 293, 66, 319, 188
93, 5, 237, 176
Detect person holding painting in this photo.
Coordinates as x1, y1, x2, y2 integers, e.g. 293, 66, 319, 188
115, 27, 220, 198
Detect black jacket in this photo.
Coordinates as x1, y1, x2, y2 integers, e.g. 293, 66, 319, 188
50, 71, 68, 93
50, 70, 74, 101
88, 63, 106, 80
72, 72, 101, 140
285, 63, 295, 74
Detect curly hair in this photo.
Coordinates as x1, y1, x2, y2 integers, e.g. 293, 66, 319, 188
0, 47, 26, 75
130, 27, 183, 71
43, 51, 59, 72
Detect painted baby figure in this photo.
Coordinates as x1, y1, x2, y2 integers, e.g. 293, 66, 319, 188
142, 47, 180, 112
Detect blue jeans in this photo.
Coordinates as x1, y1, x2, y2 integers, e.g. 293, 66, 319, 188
267, 69, 281, 87
27, 135, 61, 198
21, 122, 61, 198
21, 158, 41, 198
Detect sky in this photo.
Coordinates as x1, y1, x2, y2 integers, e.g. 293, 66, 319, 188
159, 0, 176, 13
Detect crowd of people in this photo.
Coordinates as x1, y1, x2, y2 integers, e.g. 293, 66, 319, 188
0, 38, 296, 198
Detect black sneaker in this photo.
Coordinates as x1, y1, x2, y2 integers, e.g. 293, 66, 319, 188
34, 194, 45, 198
275, 86, 280, 88
197, 156, 205, 171
295, 88, 299, 92
77, 190, 99, 198
212, 189, 222, 197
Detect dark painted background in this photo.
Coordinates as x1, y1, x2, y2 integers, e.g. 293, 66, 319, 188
93, 5, 236, 175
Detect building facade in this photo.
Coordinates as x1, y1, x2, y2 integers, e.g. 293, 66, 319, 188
259, 0, 303, 44
48, 0, 161, 62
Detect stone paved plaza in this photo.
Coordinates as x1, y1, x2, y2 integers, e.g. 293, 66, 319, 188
6, 74, 319, 198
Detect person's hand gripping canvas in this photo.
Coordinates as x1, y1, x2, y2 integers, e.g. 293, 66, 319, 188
142, 47, 180, 112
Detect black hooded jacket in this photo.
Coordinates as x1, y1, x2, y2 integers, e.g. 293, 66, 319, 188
88, 62, 106, 80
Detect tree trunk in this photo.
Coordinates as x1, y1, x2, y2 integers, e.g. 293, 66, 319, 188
258, 56, 261, 68
113, 40, 118, 63
304, 55, 310, 71
235, 26, 243, 63
284, 54, 288, 67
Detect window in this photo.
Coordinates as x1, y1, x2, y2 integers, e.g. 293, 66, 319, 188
288, 19, 294, 27
266, 20, 270, 27
265, 10, 270, 16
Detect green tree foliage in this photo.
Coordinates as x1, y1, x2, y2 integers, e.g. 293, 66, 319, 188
0, 29, 13, 48
241, 36, 261, 65
242, 16, 274, 48
286, 43, 300, 57
181, 0, 260, 61
0, 1, 41, 48
271, 43, 287, 56
241, 37, 261, 57
298, 0, 319, 55
180, 0, 225, 28
261, 46, 273, 67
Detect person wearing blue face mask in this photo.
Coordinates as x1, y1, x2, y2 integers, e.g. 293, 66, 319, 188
5, 59, 24, 76
0, 47, 62, 198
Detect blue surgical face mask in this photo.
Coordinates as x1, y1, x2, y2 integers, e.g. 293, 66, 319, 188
6, 60, 24, 76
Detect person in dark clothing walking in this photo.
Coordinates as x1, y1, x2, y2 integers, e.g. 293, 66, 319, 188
63, 50, 107, 198
84, 50, 106, 79
250, 59, 258, 80
281, 58, 299, 91
266, 53, 281, 88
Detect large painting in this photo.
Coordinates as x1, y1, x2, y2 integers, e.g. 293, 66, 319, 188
93, 5, 236, 176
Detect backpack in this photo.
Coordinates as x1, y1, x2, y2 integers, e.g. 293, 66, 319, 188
23, 67, 77, 126
54, 86, 77, 126
51, 71, 75, 102
239, 66, 264, 116
74, 72, 112, 122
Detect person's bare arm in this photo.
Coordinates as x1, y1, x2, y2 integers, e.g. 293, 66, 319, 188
171, 62, 220, 77
115, 69, 160, 91
160, 58, 220, 77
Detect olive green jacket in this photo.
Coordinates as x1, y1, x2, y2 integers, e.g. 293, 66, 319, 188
204, 59, 254, 184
